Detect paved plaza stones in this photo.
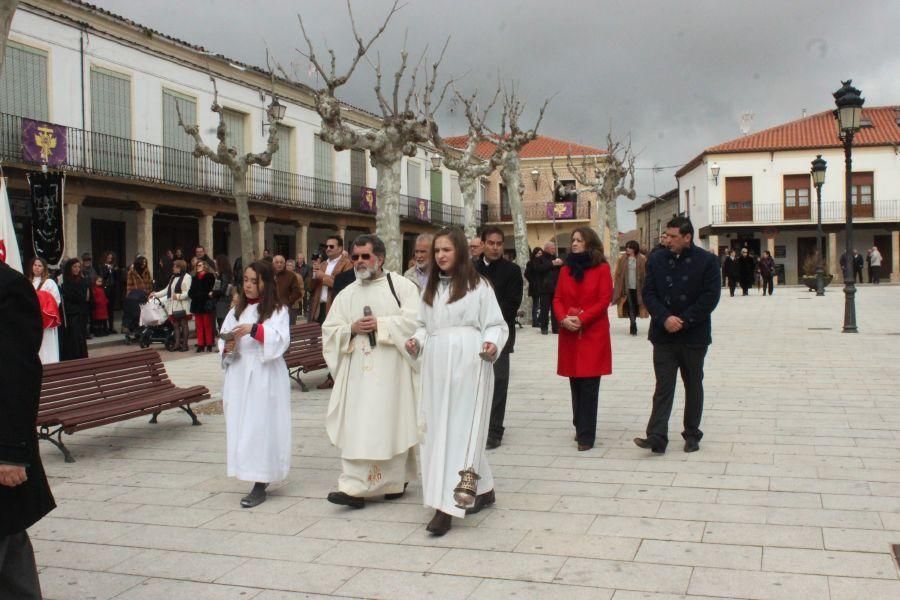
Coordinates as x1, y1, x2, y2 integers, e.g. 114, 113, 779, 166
30, 285, 900, 599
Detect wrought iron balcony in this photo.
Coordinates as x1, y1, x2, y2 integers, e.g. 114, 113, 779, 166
0, 112, 468, 227
486, 200, 592, 223
710, 201, 898, 226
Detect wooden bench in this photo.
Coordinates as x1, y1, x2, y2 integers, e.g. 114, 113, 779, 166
38, 349, 209, 463
284, 322, 328, 391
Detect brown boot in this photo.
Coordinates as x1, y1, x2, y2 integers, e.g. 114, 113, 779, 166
465, 489, 496, 515
317, 375, 334, 390
425, 510, 452, 536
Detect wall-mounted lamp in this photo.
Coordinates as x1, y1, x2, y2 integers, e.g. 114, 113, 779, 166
710, 162, 720, 186
430, 153, 443, 170
262, 96, 286, 134
530, 169, 540, 190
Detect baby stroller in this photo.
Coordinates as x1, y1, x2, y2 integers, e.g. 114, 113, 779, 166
137, 296, 176, 351
122, 289, 148, 345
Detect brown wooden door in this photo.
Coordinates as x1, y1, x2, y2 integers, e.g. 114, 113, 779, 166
726, 177, 753, 222
873, 234, 892, 280
851, 172, 874, 218
783, 174, 811, 220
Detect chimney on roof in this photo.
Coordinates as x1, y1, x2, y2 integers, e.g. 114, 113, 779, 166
801, 108, 807, 118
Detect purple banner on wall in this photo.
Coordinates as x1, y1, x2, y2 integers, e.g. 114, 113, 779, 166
415, 198, 429, 221
358, 187, 377, 213
22, 119, 68, 167
547, 201, 574, 219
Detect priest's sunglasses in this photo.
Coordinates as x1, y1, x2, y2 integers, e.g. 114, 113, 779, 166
350, 253, 373, 261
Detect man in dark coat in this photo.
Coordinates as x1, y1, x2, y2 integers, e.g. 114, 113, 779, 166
0, 261, 56, 599
475, 226, 524, 449
736, 247, 756, 295
634, 217, 721, 455
534, 241, 563, 335
722, 249, 738, 296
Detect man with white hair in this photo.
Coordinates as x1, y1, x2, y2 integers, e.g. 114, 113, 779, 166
321, 234, 421, 508
404, 233, 432, 290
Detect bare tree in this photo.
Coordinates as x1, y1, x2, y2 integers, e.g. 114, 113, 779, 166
428, 88, 501, 240
567, 131, 635, 253
176, 76, 281, 267
293, 1, 451, 272
491, 88, 548, 273
0, 1, 19, 69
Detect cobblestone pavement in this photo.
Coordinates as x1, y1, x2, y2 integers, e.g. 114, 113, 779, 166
31, 285, 900, 599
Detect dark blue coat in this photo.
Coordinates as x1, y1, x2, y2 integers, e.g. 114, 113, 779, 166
642, 243, 721, 346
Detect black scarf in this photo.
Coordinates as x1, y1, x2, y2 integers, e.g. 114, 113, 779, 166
565, 252, 592, 282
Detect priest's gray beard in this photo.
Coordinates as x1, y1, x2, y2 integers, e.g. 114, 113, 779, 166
354, 266, 382, 281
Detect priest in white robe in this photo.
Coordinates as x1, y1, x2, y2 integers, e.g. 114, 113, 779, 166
322, 234, 421, 508
406, 227, 508, 536
219, 261, 292, 508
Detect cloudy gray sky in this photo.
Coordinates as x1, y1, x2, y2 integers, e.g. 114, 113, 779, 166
94, 0, 900, 229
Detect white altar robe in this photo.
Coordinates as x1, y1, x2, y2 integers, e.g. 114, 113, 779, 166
218, 304, 292, 483
32, 277, 60, 364
323, 272, 421, 497
413, 278, 508, 518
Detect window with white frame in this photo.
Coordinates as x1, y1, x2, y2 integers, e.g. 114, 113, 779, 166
407, 161, 422, 197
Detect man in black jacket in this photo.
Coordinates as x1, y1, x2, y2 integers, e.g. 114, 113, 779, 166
0, 262, 56, 599
475, 226, 523, 449
634, 217, 721, 455
534, 241, 563, 335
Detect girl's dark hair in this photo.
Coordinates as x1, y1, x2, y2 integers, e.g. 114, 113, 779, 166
133, 255, 147, 271
422, 227, 482, 307
215, 254, 233, 278
234, 260, 282, 323
625, 240, 640, 254
62, 258, 81, 283
572, 227, 607, 266
530, 246, 543, 259
26, 256, 49, 282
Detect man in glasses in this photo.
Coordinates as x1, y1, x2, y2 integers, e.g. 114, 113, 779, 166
307, 235, 353, 389
321, 235, 421, 509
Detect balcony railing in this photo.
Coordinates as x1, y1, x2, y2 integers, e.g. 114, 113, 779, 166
710, 201, 899, 225
487, 200, 592, 223
0, 112, 469, 227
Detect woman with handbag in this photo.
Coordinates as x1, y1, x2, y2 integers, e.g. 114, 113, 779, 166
612, 240, 648, 336
152, 259, 192, 351
553, 227, 613, 451
405, 227, 508, 536
189, 259, 217, 352
27, 256, 62, 364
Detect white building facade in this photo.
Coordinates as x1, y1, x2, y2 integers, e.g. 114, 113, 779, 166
676, 107, 900, 284
1, 0, 476, 269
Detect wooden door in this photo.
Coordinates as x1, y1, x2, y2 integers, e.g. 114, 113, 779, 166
725, 177, 753, 222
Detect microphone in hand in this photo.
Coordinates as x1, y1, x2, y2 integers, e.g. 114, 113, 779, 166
363, 305, 376, 347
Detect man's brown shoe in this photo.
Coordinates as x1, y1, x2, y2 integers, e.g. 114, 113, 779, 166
465, 489, 496, 515
426, 510, 452, 536
317, 375, 334, 390
633, 437, 665, 454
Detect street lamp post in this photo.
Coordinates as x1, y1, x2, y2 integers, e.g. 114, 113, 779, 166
811, 155, 827, 296
833, 80, 864, 333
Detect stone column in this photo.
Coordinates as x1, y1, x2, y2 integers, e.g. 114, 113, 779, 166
295, 221, 309, 259
827, 232, 838, 280
253, 217, 267, 260
708, 234, 719, 254
199, 210, 216, 257
338, 226, 347, 245
892, 230, 900, 283
136, 203, 155, 262
64, 195, 84, 261
766, 236, 776, 256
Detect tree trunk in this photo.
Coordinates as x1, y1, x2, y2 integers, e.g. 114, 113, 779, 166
595, 193, 608, 253
374, 158, 402, 273
500, 151, 531, 322
459, 175, 479, 241
606, 197, 619, 256
232, 172, 255, 268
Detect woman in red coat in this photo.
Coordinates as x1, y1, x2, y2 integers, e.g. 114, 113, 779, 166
553, 227, 613, 451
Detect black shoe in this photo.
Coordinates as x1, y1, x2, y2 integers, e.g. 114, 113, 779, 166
465, 489, 496, 515
541, 329, 548, 335
196, 346, 203, 352
385, 482, 409, 501
577, 443, 593, 451
240, 483, 268, 508
485, 438, 501, 450
684, 438, 700, 453
633, 437, 665, 454
629, 322, 637, 336
426, 510, 452, 536
327, 491, 365, 509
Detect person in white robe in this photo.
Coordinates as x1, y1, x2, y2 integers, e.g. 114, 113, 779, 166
322, 234, 421, 508
406, 227, 508, 536
27, 257, 61, 364
218, 260, 292, 508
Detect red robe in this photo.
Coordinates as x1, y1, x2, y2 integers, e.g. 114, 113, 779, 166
553, 262, 613, 378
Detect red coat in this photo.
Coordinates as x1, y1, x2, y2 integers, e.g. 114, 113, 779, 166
553, 262, 613, 378
91, 286, 109, 320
